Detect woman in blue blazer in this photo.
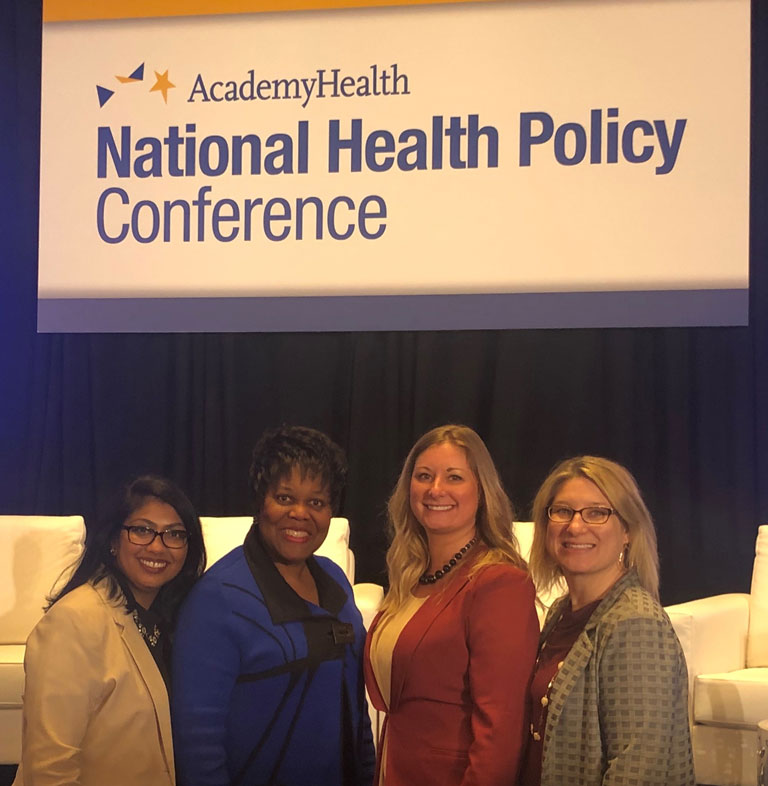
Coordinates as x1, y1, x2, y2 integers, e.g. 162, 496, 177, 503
172, 425, 374, 786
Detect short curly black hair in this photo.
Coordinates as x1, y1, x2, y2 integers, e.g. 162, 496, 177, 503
248, 425, 348, 516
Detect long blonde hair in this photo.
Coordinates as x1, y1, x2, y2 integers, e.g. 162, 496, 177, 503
380, 425, 526, 614
529, 456, 660, 600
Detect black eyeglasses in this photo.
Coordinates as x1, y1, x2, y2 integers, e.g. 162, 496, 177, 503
122, 525, 189, 549
547, 505, 616, 525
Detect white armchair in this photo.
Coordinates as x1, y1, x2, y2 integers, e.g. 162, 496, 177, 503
199, 516, 384, 630
665, 525, 768, 786
0, 514, 381, 767
0, 515, 580, 768
512, 521, 567, 623
199, 520, 558, 629
0, 515, 85, 765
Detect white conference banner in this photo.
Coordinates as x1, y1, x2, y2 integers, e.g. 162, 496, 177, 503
38, 0, 750, 332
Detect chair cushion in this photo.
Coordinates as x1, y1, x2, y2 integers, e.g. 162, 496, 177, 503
0, 708, 22, 764
513, 521, 535, 562
748, 524, 768, 667
200, 516, 354, 584
200, 516, 253, 570
0, 644, 25, 706
0, 515, 85, 644
315, 518, 353, 584
693, 667, 768, 727
513, 521, 567, 620
690, 723, 758, 786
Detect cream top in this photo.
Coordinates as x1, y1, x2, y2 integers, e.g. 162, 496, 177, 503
369, 593, 428, 785
369, 593, 427, 710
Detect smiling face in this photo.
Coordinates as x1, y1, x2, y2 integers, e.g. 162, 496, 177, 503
409, 442, 480, 541
258, 468, 332, 567
112, 497, 188, 609
545, 475, 628, 600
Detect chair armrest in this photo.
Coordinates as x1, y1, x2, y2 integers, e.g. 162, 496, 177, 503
535, 579, 568, 625
665, 593, 750, 681
347, 550, 356, 587
316, 518, 355, 585
353, 583, 384, 631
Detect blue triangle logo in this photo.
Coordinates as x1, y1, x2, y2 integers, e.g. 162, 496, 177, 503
96, 85, 114, 107
129, 63, 144, 81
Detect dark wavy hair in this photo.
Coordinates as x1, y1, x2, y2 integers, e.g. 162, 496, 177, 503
50, 475, 206, 623
249, 425, 348, 516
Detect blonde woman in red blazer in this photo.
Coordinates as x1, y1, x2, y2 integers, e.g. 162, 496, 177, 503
365, 425, 539, 786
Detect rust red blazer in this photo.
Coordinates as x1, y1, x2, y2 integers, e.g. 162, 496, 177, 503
364, 557, 539, 786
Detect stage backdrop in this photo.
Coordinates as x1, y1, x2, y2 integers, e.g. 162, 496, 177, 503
1, 0, 766, 607
37, 0, 749, 331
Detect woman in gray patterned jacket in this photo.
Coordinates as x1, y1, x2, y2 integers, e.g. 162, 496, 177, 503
518, 456, 694, 786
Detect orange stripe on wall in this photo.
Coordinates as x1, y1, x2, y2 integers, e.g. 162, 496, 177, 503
43, 0, 497, 23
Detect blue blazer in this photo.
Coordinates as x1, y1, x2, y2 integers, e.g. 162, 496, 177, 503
172, 527, 374, 786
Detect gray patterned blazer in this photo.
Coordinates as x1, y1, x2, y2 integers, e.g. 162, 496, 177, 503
538, 570, 694, 786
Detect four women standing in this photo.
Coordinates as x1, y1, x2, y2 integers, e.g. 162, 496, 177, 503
12, 430, 694, 786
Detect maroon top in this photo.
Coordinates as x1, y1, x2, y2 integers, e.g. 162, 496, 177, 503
518, 597, 601, 786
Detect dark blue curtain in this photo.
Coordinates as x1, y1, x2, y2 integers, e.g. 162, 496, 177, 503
1, 0, 766, 604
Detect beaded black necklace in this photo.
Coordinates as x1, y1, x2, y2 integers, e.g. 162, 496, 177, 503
418, 535, 478, 585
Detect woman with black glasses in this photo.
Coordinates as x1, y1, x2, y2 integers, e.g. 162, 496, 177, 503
13, 475, 206, 786
519, 456, 693, 786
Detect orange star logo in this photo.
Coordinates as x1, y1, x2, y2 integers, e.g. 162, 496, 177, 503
150, 69, 175, 103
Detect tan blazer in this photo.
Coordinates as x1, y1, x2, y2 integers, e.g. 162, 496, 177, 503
13, 582, 175, 786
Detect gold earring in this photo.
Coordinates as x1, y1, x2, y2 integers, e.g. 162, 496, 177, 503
619, 543, 629, 565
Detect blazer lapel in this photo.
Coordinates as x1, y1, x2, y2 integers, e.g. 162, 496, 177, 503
102, 588, 175, 783
543, 626, 594, 740
542, 571, 639, 748
388, 557, 475, 712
